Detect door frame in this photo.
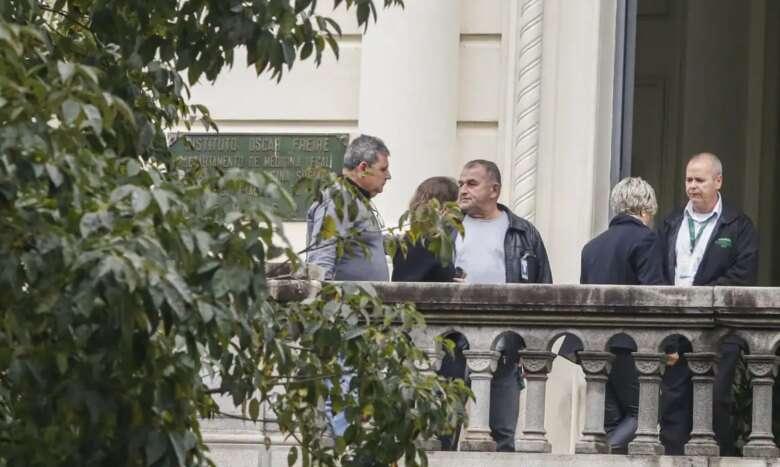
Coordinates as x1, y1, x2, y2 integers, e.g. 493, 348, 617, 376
611, 0, 638, 189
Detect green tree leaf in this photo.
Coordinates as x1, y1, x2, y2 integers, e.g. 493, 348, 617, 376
0, 3, 462, 467
62, 99, 80, 124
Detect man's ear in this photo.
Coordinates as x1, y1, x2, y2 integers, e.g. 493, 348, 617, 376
356, 160, 368, 174
491, 183, 501, 199
714, 174, 723, 190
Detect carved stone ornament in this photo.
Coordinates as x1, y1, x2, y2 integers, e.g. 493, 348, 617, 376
463, 350, 500, 374
511, 0, 545, 222
413, 358, 433, 373
466, 359, 496, 374
577, 352, 613, 375
685, 353, 717, 376
424, 349, 444, 370
632, 353, 665, 375
518, 350, 555, 374
745, 355, 779, 378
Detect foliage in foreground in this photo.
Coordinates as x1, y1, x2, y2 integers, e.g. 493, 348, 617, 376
0, 1, 469, 466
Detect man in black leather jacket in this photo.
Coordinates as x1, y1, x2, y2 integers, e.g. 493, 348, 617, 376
455, 159, 552, 450
500, 204, 554, 284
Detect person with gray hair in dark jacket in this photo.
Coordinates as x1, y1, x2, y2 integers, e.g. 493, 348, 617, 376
455, 159, 552, 451
567, 176, 665, 453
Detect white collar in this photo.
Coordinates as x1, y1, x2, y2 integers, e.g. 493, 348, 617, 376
684, 193, 722, 221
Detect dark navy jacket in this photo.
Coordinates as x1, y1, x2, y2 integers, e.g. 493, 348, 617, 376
392, 240, 455, 282
561, 214, 665, 358
580, 214, 666, 286
656, 200, 758, 439
657, 200, 758, 286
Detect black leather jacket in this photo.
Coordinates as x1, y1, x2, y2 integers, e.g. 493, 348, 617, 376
499, 204, 553, 284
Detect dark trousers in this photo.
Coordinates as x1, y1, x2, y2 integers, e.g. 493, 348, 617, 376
605, 349, 639, 452
438, 334, 469, 450
659, 353, 693, 455
489, 334, 523, 452
559, 335, 640, 452
713, 342, 742, 456
659, 341, 741, 456
437, 333, 522, 452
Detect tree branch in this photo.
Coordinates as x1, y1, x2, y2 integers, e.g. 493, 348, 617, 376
37, 3, 105, 48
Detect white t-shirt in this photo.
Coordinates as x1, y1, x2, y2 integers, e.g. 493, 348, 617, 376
455, 213, 509, 284
674, 195, 722, 286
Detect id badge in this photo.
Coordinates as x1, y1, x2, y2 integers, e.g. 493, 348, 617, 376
678, 256, 693, 278
520, 252, 534, 281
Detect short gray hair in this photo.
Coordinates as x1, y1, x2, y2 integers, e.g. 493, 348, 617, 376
689, 152, 723, 176
610, 177, 658, 216
343, 134, 390, 169
464, 159, 502, 186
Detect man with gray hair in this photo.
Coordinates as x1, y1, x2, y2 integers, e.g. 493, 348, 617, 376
657, 152, 758, 455
305, 134, 391, 282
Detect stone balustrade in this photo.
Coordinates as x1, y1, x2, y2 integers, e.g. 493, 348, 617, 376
211, 282, 780, 465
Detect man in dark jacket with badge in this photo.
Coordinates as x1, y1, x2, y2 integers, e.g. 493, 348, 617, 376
455, 159, 553, 451
657, 152, 758, 455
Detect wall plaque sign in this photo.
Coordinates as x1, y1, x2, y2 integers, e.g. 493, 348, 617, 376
169, 133, 348, 220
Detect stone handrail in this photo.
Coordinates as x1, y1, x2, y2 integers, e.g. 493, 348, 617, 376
265, 282, 780, 458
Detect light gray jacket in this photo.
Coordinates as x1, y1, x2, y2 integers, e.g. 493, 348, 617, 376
305, 183, 388, 281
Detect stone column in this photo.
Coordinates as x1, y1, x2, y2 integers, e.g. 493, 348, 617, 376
461, 350, 500, 451
684, 353, 719, 456
358, 1, 460, 223
415, 349, 445, 451
627, 353, 666, 455
533, 1, 618, 283
742, 355, 780, 457
511, 0, 545, 222
516, 350, 555, 453
574, 351, 614, 454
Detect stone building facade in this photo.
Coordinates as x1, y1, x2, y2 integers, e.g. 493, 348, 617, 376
186, 0, 780, 458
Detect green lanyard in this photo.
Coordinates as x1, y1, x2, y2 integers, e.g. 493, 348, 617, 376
686, 212, 717, 253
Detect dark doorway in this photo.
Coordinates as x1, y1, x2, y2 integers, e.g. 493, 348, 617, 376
620, 0, 780, 286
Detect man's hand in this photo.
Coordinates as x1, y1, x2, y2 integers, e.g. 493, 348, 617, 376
453, 267, 467, 283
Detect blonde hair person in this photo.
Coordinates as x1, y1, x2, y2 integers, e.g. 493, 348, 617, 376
570, 176, 666, 453
610, 176, 658, 226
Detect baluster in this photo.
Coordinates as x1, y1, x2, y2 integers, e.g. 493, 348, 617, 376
627, 353, 666, 455
574, 351, 614, 454
684, 352, 719, 456
460, 350, 500, 451
414, 349, 444, 451
515, 350, 555, 453
742, 355, 780, 457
